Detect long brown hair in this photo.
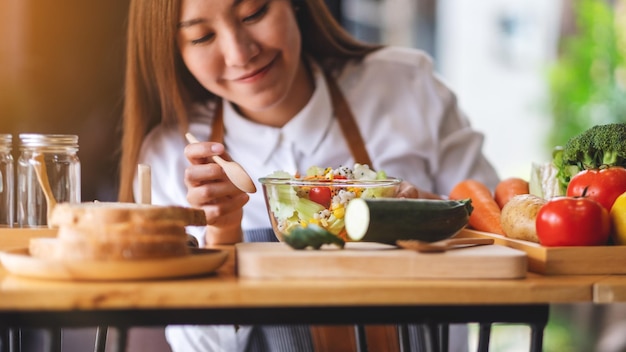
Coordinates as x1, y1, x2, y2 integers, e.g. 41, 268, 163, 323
118, 0, 383, 202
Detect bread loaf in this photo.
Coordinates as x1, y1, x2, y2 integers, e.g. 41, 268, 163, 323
29, 236, 190, 261
30, 202, 207, 261
50, 202, 207, 227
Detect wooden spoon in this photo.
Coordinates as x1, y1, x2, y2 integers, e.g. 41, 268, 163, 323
185, 132, 257, 194
137, 164, 152, 205
31, 154, 57, 228
396, 237, 494, 253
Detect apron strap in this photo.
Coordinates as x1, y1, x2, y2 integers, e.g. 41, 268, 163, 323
208, 71, 373, 166
322, 70, 373, 166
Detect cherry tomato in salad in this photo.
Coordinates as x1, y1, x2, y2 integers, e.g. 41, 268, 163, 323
309, 187, 332, 208
566, 167, 626, 211
536, 196, 611, 246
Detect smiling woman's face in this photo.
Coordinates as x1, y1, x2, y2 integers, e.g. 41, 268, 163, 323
177, 0, 309, 123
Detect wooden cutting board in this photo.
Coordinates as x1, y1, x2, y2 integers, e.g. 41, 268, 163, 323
236, 242, 527, 279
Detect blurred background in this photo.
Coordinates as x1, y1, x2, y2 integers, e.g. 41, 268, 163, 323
1, 0, 625, 351
2, 0, 624, 201
0, 1, 126, 202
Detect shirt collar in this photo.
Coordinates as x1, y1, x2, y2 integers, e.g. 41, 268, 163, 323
222, 64, 334, 164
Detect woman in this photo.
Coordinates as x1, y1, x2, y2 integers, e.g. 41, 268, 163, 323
119, 0, 499, 351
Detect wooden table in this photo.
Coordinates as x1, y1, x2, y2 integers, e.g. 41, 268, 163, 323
0, 229, 604, 352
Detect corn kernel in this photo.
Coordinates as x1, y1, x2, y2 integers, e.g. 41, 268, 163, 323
333, 207, 345, 219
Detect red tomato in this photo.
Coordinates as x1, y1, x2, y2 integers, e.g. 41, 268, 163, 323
309, 187, 332, 208
567, 167, 626, 211
536, 196, 611, 246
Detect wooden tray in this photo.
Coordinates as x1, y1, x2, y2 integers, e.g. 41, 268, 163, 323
457, 229, 626, 275
236, 241, 527, 280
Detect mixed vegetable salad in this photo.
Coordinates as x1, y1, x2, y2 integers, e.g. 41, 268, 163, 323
263, 164, 396, 240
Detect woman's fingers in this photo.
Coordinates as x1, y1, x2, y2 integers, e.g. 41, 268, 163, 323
184, 160, 249, 225
184, 141, 226, 164
184, 162, 227, 188
200, 193, 250, 226
395, 181, 442, 200
396, 181, 419, 199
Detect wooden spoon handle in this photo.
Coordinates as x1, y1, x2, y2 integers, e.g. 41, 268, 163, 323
137, 164, 151, 205
396, 238, 494, 253
442, 238, 495, 247
185, 132, 200, 144
31, 154, 57, 228
211, 154, 228, 167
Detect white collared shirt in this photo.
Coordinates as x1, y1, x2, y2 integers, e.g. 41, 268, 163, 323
138, 46, 498, 239
137, 46, 497, 352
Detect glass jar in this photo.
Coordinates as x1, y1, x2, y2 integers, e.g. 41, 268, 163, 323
0, 134, 14, 227
17, 134, 81, 227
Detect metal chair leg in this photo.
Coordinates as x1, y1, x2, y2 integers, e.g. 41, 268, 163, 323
413, 324, 429, 352
397, 324, 411, 352
94, 326, 108, 352
477, 323, 491, 352
438, 324, 449, 352
478, 323, 491, 352
426, 323, 440, 352
114, 327, 128, 352
44, 328, 62, 352
529, 322, 545, 352
9, 329, 19, 352
354, 325, 368, 352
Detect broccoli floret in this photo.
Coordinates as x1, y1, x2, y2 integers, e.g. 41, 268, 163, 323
561, 123, 626, 169
555, 123, 626, 192
562, 129, 597, 169
591, 124, 626, 166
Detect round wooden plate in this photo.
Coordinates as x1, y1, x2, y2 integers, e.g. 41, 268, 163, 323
0, 247, 228, 281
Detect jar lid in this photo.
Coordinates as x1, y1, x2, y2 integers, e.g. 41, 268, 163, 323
0, 134, 11, 150
0, 134, 12, 144
19, 134, 78, 148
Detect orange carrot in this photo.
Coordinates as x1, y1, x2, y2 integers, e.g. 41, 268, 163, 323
494, 177, 530, 209
449, 179, 504, 235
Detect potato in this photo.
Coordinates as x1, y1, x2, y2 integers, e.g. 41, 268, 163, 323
500, 194, 547, 243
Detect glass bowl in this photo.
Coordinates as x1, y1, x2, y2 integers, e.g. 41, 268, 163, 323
259, 177, 402, 242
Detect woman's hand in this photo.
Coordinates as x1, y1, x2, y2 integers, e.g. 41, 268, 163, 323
184, 141, 249, 245
396, 181, 442, 200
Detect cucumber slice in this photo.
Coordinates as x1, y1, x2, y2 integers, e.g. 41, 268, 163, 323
344, 198, 370, 241
344, 198, 473, 244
